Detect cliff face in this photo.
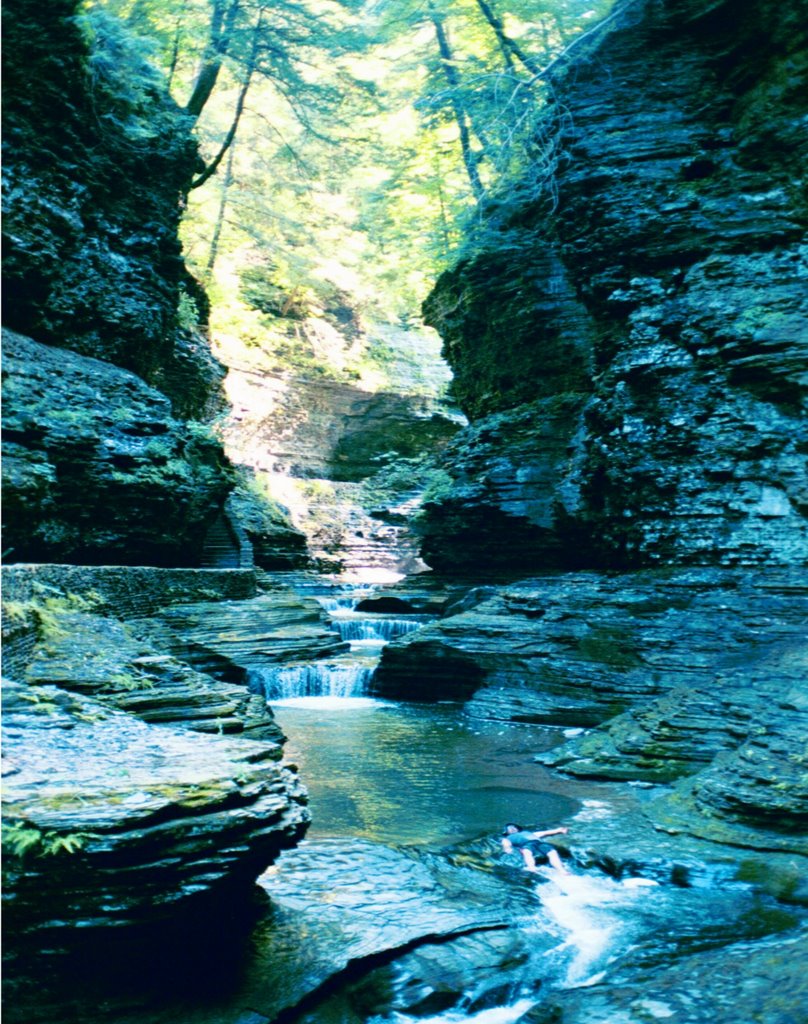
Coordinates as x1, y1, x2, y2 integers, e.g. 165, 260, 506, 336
1, 0, 215, 402
421, 0, 808, 573
1, 0, 252, 565
2, 330, 234, 566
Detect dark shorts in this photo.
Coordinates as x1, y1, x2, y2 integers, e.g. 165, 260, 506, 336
524, 841, 554, 862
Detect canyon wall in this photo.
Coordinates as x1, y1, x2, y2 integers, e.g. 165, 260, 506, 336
375, 0, 808, 895
0, 0, 305, 567
2, 0, 215, 403
420, 0, 808, 573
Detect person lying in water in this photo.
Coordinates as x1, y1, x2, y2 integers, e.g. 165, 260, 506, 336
501, 823, 569, 873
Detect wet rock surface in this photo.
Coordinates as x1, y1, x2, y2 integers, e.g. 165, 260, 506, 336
374, 568, 808, 893
374, 569, 806, 722
1, 679, 309, 943
1, 330, 233, 566
527, 927, 808, 1024
245, 838, 523, 1021
21, 609, 285, 743
134, 588, 347, 677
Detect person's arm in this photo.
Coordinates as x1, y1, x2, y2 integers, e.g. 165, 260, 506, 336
501, 837, 514, 854
533, 827, 569, 839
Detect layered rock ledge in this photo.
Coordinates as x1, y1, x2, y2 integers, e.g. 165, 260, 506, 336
373, 568, 808, 863
1, 566, 347, 967
420, 0, 808, 573
1, 680, 309, 945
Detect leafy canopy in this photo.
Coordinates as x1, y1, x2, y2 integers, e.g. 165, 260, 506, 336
90, 0, 615, 340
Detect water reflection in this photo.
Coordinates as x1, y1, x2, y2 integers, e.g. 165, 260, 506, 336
274, 700, 579, 847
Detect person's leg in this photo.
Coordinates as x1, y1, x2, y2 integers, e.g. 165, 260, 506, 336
521, 848, 539, 872
547, 848, 567, 873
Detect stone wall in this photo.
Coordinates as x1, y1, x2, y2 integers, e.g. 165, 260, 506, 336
1, 563, 256, 679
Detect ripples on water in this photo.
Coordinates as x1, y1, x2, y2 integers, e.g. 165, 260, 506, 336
274, 699, 578, 846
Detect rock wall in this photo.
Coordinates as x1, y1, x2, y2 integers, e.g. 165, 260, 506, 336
1, 330, 234, 566
421, 0, 808, 573
0, 0, 257, 566
221, 349, 462, 576
1, 0, 218, 406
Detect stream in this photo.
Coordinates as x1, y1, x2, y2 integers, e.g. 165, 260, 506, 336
232, 580, 799, 1024
50, 577, 803, 1024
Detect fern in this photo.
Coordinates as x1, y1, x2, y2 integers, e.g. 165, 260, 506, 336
2, 821, 88, 859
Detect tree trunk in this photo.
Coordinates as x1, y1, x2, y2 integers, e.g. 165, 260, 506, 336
190, 9, 261, 189
473, 0, 539, 74
167, 3, 187, 89
190, 61, 253, 189
427, 4, 485, 202
204, 139, 236, 280
185, 0, 240, 120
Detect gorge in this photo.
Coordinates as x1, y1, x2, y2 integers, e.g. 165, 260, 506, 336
2, 0, 807, 1023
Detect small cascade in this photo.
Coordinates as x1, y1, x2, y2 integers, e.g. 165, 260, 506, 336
331, 614, 429, 643
250, 578, 435, 705
534, 868, 659, 988
316, 590, 375, 614
249, 659, 376, 701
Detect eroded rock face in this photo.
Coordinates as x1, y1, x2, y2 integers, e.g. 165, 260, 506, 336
1, 680, 309, 942
220, 338, 462, 576
526, 928, 808, 1024
421, 0, 808, 572
1, 330, 233, 565
1, 0, 218, 408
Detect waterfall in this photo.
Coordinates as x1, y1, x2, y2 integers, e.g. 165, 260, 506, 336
249, 661, 376, 701
248, 581, 434, 705
331, 615, 427, 642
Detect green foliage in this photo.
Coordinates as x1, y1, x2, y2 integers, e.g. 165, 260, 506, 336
228, 467, 297, 532
106, 670, 155, 692
91, 0, 617, 356
177, 289, 201, 330
2, 584, 102, 641
2, 821, 88, 860
357, 455, 453, 511
79, 6, 186, 147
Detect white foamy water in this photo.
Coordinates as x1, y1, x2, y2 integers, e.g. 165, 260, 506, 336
331, 614, 428, 642
269, 695, 388, 710
249, 661, 376, 700
536, 868, 658, 986
385, 997, 537, 1024
571, 799, 614, 822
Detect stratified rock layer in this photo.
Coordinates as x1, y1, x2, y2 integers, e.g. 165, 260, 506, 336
134, 589, 347, 677
1, 330, 233, 565
22, 610, 286, 744
421, 0, 808, 572
373, 568, 808, 854
1, 680, 309, 942
222, 360, 461, 574
1, 0, 216, 406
